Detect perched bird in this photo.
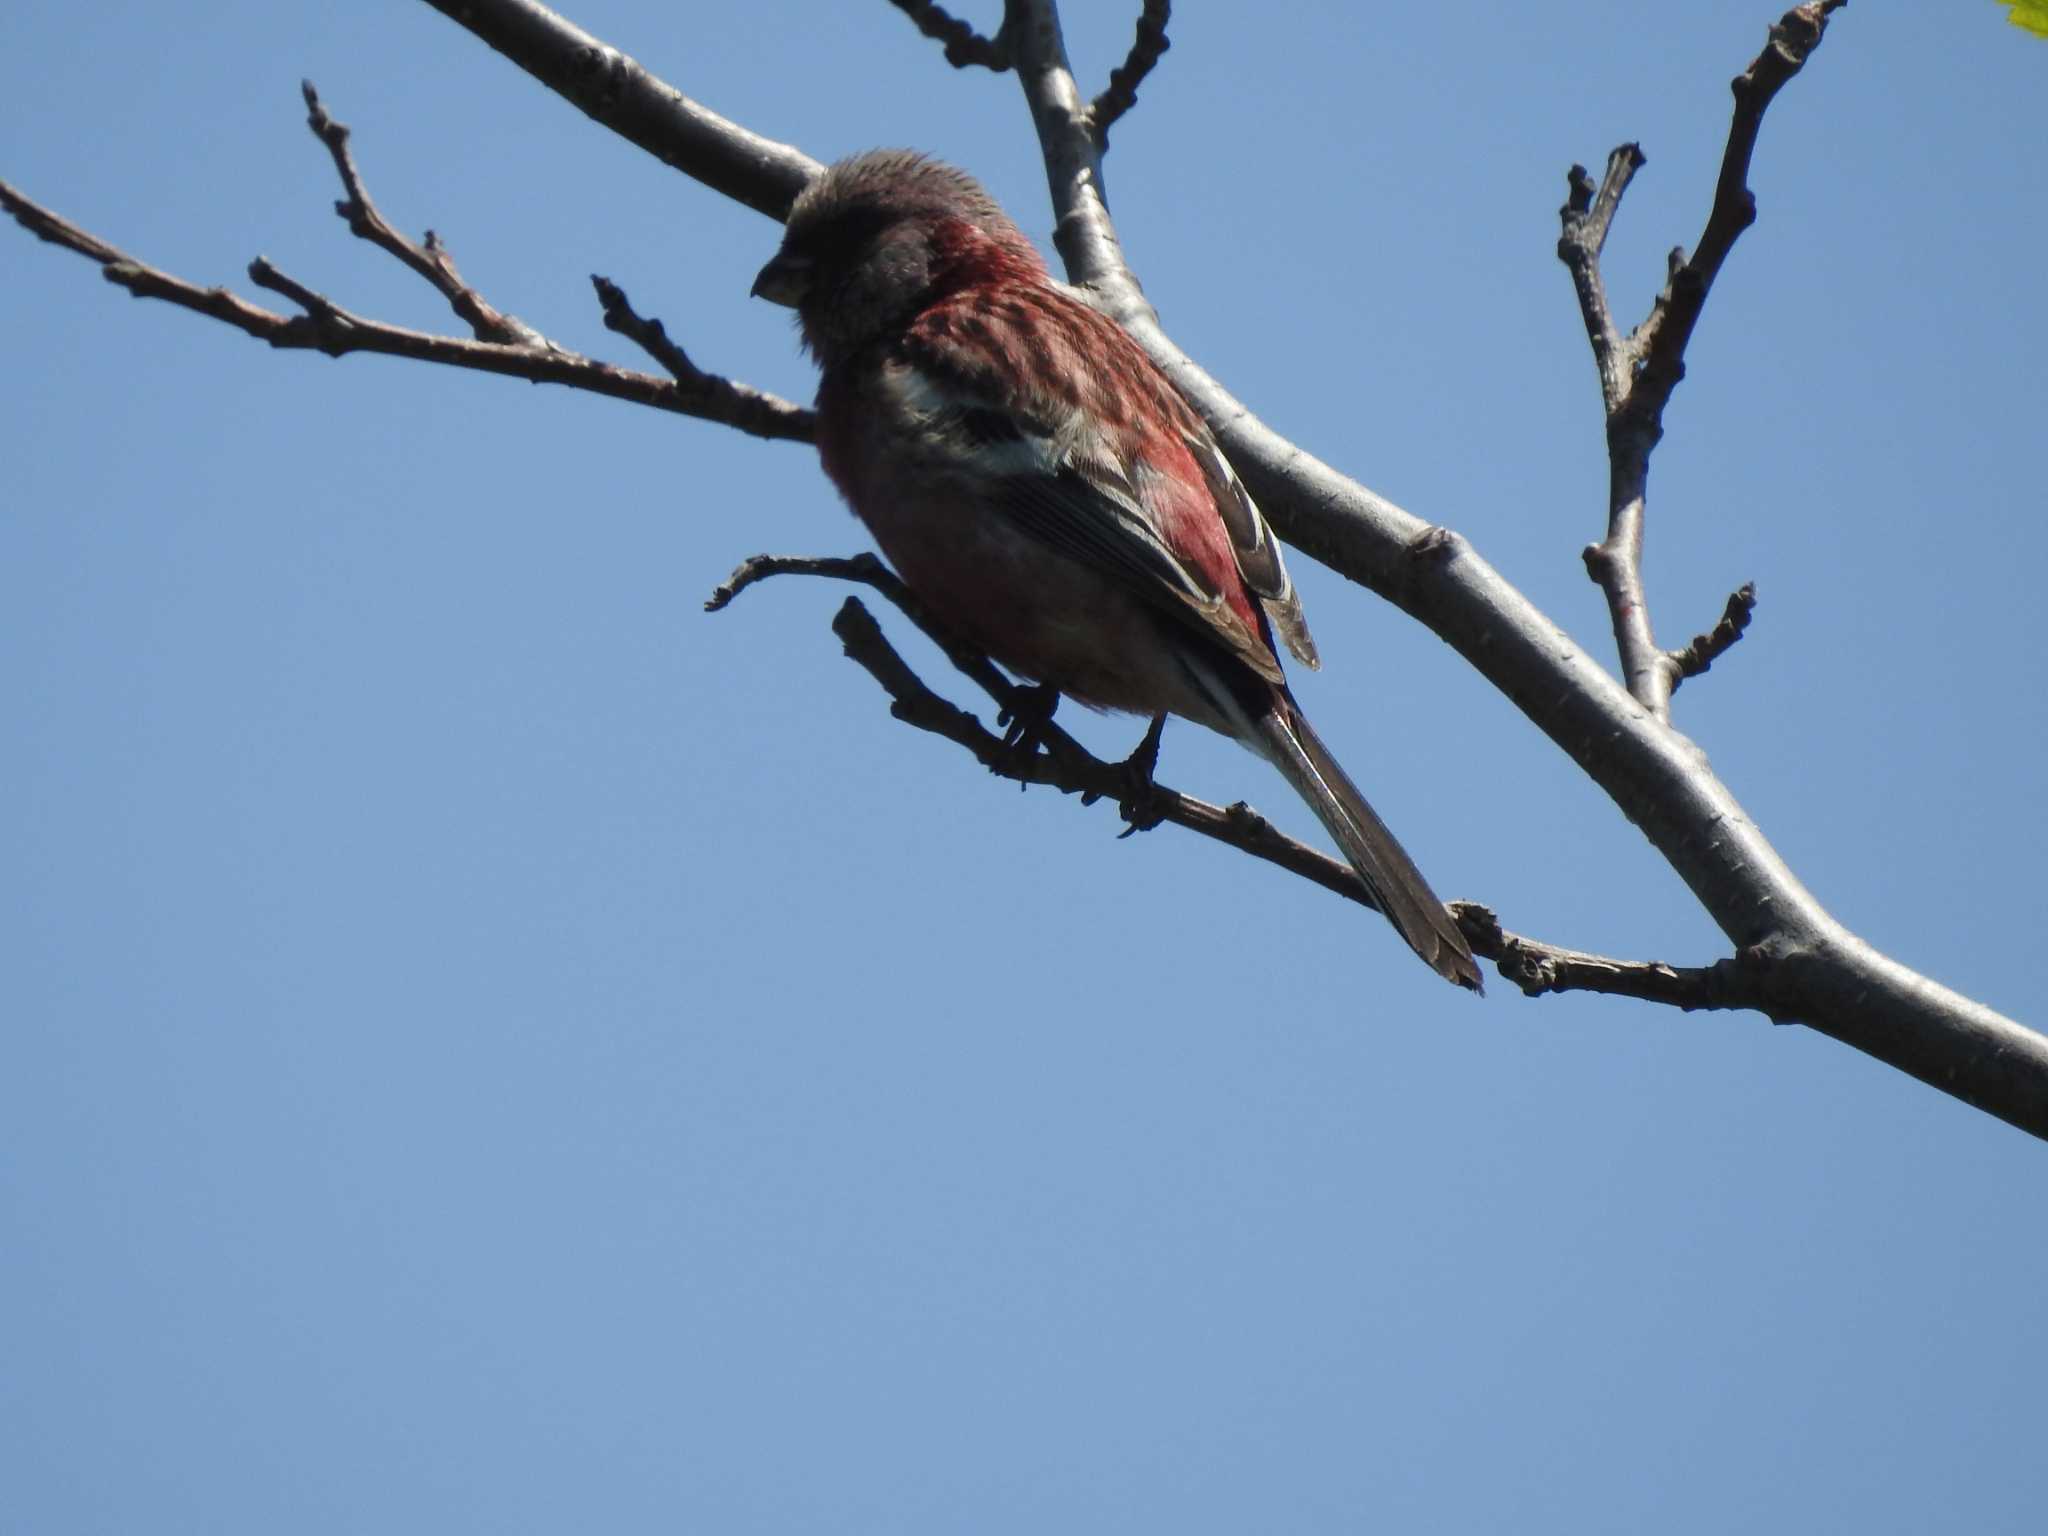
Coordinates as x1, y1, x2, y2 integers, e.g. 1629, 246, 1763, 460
753, 150, 1479, 990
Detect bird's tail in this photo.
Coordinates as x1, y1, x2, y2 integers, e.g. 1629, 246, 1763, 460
1251, 700, 1482, 992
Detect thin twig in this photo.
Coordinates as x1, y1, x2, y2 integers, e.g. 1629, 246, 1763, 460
884, 0, 1012, 70
1668, 582, 1757, 693
17, 0, 2048, 1136
707, 552, 900, 612
1561, 2, 1842, 720
301, 79, 542, 345
0, 174, 813, 442
1454, 905, 1765, 1011
2, 179, 287, 336
592, 275, 817, 437
1634, 1, 1846, 400
1090, 0, 1172, 149
710, 554, 1404, 917
1556, 144, 1644, 412
709, 552, 1061, 719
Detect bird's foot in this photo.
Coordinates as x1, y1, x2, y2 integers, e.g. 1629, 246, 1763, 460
994, 682, 1060, 782
1114, 713, 1172, 837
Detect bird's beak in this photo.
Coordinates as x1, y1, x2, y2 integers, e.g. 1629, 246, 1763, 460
750, 251, 812, 308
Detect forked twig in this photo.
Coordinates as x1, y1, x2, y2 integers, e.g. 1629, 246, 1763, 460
1559, 2, 1840, 717
0, 88, 813, 443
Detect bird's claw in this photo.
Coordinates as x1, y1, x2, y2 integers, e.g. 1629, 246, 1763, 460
997, 681, 1060, 749
1114, 713, 1171, 837
994, 682, 1060, 782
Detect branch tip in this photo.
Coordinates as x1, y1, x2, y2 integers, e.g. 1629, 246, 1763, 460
1, 167, 812, 440
1090, 0, 1173, 148
1564, 163, 1595, 215
1561, 1, 1838, 717
1667, 582, 1757, 692
592, 272, 700, 382
886, 0, 1012, 71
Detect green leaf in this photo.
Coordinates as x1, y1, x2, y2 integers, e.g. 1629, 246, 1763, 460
2003, 0, 2048, 38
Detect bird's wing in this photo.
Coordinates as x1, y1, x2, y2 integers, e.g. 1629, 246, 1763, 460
1178, 426, 1319, 670
883, 352, 1286, 688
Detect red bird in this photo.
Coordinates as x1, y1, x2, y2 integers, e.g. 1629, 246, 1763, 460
753, 151, 1479, 990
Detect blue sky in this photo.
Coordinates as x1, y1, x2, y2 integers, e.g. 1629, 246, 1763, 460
4, 2, 2045, 1532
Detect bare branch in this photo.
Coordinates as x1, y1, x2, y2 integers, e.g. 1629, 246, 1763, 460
591, 275, 817, 439
1563, 3, 1843, 719
982, 1, 2048, 1139
999, 0, 1151, 317
1581, 513, 1665, 711
710, 551, 1056, 718
1090, 0, 1172, 149
710, 554, 1413, 917
1634, 1, 1846, 405
415, 0, 820, 221
1556, 144, 1645, 412
4, 177, 295, 337
886, 0, 1012, 70
0, 168, 813, 443
1668, 582, 1757, 693
245, 255, 354, 327
300, 79, 542, 346
1455, 905, 1765, 1010
707, 552, 901, 613
17, 0, 2046, 1136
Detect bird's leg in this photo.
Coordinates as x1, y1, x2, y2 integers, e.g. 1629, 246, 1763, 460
994, 681, 1061, 782
1115, 712, 1172, 837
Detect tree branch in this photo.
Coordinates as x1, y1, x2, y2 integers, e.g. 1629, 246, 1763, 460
16, 0, 2045, 1138
710, 554, 1403, 916
885, 0, 1012, 71
1563, 3, 1844, 719
1454, 904, 1767, 1011
1090, 0, 1172, 149
299, 79, 544, 346
978, 0, 2048, 1139
415, 0, 819, 221
0, 104, 814, 443
360, 0, 2048, 1139
1668, 582, 1757, 693
589, 274, 814, 438
1557, 145, 1644, 410
729, 560, 1774, 1020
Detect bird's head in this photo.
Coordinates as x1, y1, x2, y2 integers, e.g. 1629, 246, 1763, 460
752, 150, 1048, 366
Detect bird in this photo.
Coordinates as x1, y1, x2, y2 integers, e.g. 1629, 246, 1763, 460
752, 149, 1480, 990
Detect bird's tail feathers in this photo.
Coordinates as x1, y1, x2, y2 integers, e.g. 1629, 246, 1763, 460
1256, 702, 1480, 990
1171, 651, 1479, 991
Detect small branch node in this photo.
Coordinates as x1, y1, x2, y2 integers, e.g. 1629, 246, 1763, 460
1563, 163, 1595, 217
246, 256, 347, 330
1407, 524, 1464, 566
